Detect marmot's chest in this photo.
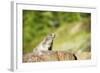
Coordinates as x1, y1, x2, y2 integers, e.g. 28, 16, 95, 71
36, 40, 53, 51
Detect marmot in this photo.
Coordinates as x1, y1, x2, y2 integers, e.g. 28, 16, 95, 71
33, 33, 55, 55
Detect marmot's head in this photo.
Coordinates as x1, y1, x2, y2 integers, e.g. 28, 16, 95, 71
48, 33, 55, 39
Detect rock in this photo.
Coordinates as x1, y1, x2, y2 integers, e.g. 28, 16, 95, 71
23, 51, 77, 62
76, 52, 91, 60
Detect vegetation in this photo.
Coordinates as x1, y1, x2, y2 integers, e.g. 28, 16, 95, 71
23, 10, 91, 55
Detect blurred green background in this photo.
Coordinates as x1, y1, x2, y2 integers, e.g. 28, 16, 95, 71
23, 10, 91, 54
